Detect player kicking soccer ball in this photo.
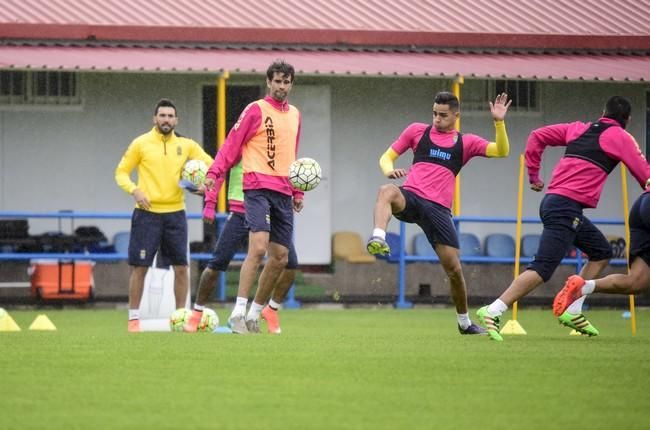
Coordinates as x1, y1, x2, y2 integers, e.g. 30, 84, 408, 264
367, 91, 512, 335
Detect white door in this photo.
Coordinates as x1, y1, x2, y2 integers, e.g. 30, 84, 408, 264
290, 86, 332, 264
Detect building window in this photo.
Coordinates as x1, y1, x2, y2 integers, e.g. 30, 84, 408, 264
461, 79, 540, 112
0, 71, 81, 106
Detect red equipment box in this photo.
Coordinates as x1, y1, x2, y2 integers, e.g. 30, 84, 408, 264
29, 260, 94, 301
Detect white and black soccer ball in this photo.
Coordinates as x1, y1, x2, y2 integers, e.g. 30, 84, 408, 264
289, 157, 322, 192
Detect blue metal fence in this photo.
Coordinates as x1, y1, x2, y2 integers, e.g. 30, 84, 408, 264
393, 217, 627, 308
0, 211, 626, 308
0, 210, 300, 306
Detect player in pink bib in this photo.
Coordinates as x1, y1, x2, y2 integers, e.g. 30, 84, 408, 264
477, 96, 650, 341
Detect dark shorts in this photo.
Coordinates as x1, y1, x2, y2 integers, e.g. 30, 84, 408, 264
394, 187, 459, 249
208, 211, 298, 271
629, 192, 650, 267
244, 189, 294, 249
528, 194, 612, 282
207, 212, 249, 271
128, 209, 188, 267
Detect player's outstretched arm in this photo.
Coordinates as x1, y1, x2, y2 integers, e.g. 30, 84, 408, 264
484, 93, 511, 158
485, 121, 510, 158
489, 93, 512, 121
379, 148, 407, 179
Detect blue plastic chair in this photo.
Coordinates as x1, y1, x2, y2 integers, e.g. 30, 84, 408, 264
459, 233, 482, 256
521, 234, 541, 258
413, 233, 436, 257
484, 233, 516, 258
113, 231, 130, 255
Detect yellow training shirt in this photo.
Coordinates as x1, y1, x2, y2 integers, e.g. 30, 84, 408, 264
115, 127, 213, 213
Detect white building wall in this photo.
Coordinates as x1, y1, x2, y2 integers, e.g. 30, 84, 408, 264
0, 71, 647, 260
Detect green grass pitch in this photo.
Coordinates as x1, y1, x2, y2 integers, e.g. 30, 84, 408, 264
1, 307, 649, 429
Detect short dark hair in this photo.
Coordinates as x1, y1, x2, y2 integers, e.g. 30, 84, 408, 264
603, 96, 631, 128
266, 60, 295, 82
154, 98, 177, 116
434, 91, 460, 111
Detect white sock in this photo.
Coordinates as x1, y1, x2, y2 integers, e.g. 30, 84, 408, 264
582, 280, 596, 295
372, 228, 386, 240
231, 297, 248, 317
487, 299, 508, 317
268, 299, 282, 310
567, 296, 587, 315
128, 309, 140, 320
192, 303, 205, 312
246, 302, 264, 321
457, 313, 471, 330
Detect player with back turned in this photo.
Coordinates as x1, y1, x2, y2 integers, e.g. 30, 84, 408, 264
477, 95, 650, 341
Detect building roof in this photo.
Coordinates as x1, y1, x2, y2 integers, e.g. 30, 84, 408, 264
1, 44, 648, 82
1, 0, 649, 50
0, 0, 649, 81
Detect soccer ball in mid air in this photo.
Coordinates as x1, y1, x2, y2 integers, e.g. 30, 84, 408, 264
289, 157, 322, 192
181, 159, 208, 188
198, 308, 219, 332
169, 308, 191, 332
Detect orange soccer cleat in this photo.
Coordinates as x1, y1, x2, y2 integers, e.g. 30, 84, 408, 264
553, 275, 586, 317
127, 319, 141, 333
261, 305, 282, 334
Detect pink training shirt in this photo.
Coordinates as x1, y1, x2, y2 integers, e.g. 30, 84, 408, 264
391, 123, 490, 209
205, 96, 304, 200
526, 117, 650, 208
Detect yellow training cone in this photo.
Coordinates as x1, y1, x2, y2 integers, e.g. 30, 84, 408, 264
0, 313, 21, 331
569, 329, 582, 336
500, 319, 527, 335
29, 314, 57, 331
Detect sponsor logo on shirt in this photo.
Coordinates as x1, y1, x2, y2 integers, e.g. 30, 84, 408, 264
233, 103, 252, 131
429, 148, 451, 161
265, 116, 276, 170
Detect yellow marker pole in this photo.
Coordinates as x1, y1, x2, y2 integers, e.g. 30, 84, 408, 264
216, 71, 230, 213
620, 165, 636, 335
451, 75, 463, 216
500, 154, 527, 335
512, 154, 525, 320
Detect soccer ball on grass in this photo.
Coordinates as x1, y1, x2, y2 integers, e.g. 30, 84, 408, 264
289, 157, 321, 192
181, 159, 208, 188
169, 308, 191, 332
198, 308, 219, 332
